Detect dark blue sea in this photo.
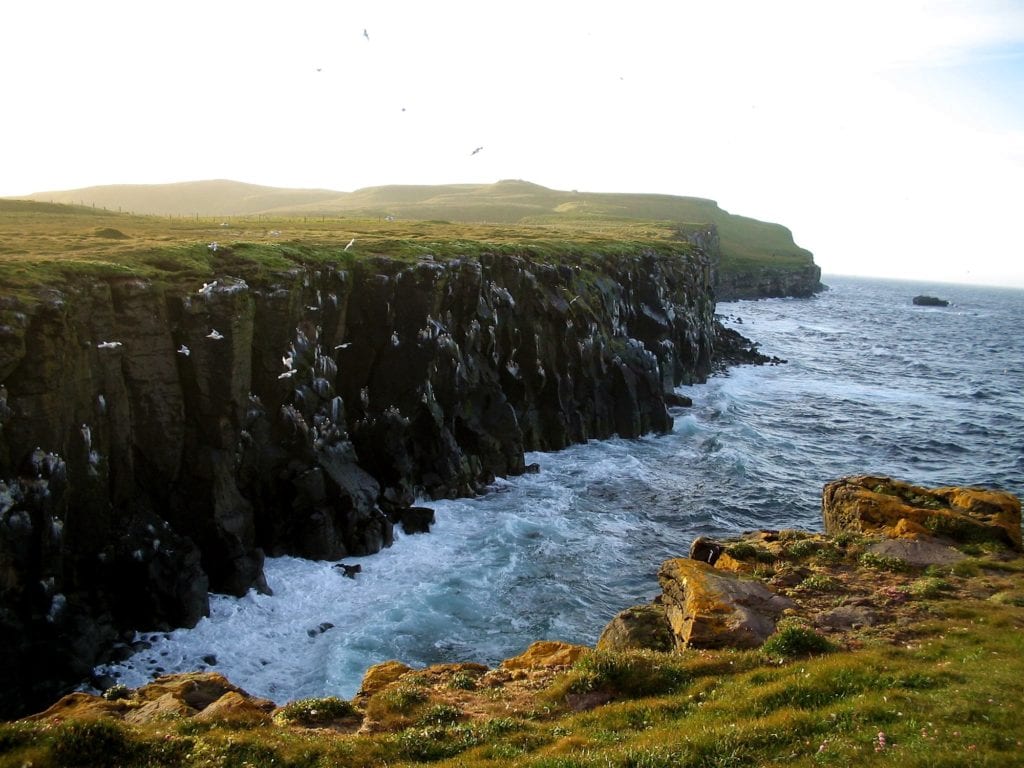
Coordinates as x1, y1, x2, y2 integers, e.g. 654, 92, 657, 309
98, 275, 1024, 701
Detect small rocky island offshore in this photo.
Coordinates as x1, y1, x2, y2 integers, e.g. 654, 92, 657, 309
4, 475, 1021, 767
912, 295, 950, 307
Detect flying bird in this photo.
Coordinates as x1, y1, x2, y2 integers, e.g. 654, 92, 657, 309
278, 369, 297, 380
471, 146, 484, 156
363, 28, 369, 41
206, 329, 225, 341
96, 341, 122, 349
334, 342, 352, 350
177, 344, 191, 357
345, 238, 356, 251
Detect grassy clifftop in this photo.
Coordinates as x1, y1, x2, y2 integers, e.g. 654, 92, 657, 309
12, 179, 816, 283
0, 198, 706, 301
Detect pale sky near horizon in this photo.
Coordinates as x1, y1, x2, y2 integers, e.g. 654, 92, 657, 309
2, 1, 1023, 287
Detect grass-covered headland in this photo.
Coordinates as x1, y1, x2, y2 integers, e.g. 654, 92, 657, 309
3, 515, 1022, 767
1, 178, 817, 299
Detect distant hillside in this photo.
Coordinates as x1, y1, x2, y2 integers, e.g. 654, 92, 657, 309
23, 180, 342, 217
16, 179, 817, 282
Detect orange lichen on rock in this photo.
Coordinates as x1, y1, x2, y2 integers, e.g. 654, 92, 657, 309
822, 475, 1021, 549
657, 558, 793, 650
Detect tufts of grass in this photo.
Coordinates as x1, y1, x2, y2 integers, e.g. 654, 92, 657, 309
761, 622, 836, 661
272, 696, 358, 727
553, 650, 693, 700
795, 573, 842, 593
904, 576, 953, 599
859, 551, 910, 572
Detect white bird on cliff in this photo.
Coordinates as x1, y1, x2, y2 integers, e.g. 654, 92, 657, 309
177, 344, 191, 357
198, 281, 217, 295
282, 354, 294, 370
345, 238, 356, 251
206, 329, 225, 340
96, 341, 122, 349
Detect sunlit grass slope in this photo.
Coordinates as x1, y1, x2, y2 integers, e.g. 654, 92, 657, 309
16, 179, 815, 279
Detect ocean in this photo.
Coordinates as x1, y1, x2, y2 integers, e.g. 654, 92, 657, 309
96, 275, 1024, 702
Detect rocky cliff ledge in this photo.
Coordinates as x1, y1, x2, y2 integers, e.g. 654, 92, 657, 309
714, 262, 825, 301
0, 244, 729, 717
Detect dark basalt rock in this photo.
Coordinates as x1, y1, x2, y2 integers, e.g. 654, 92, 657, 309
396, 506, 436, 535
0, 246, 768, 717
912, 295, 949, 307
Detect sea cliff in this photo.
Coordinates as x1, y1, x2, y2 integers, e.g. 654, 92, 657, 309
1, 243, 737, 717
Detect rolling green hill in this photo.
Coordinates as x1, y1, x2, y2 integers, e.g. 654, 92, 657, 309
18, 179, 816, 280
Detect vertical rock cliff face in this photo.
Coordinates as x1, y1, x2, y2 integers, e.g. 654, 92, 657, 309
0, 246, 715, 716
714, 262, 824, 301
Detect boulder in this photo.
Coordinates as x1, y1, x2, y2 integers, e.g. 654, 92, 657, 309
596, 604, 674, 652
912, 295, 949, 307
397, 506, 435, 535
822, 475, 1021, 550
355, 660, 412, 704
657, 558, 794, 649
689, 536, 723, 565
124, 692, 197, 725
193, 690, 273, 724
139, 671, 248, 711
26, 691, 129, 722
499, 640, 588, 671
867, 538, 966, 567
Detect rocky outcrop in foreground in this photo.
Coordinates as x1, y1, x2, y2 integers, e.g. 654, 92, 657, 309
10, 476, 1020, 768
0, 245, 724, 717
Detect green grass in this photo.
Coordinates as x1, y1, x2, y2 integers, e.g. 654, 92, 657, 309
0, 179, 815, 305
3, 598, 1023, 767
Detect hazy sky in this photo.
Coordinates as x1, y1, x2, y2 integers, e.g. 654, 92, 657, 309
3, 0, 1023, 287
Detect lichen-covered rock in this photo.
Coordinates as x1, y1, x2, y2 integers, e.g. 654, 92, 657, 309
193, 690, 274, 725
822, 475, 1021, 550
355, 660, 413, 703
499, 640, 588, 671
596, 604, 674, 652
657, 558, 794, 649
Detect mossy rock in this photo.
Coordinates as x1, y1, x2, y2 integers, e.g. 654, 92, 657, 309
596, 604, 674, 652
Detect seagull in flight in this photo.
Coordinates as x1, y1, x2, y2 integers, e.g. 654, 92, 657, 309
206, 329, 225, 341
471, 146, 484, 156
177, 344, 191, 357
97, 341, 122, 349
363, 28, 370, 41
345, 238, 356, 251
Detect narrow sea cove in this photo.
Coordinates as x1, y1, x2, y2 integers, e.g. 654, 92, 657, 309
97, 275, 1024, 702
